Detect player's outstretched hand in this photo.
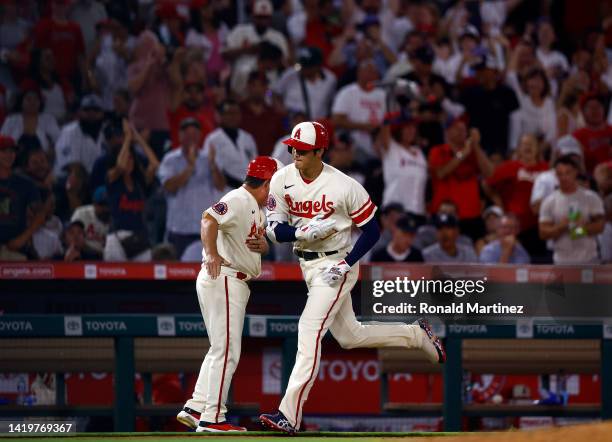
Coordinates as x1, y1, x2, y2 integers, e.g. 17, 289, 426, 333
320, 260, 351, 286
295, 214, 336, 243
205, 253, 230, 280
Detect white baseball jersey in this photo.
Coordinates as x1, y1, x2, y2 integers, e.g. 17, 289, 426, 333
267, 163, 377, 252
53, 121, 103, 176
266, 164, 433, 431
204, 186, 266, 279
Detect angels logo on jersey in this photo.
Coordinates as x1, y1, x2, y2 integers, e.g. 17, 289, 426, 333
212, 202, 228, 215
285, 194, 334, 219
266, 195, 276, 211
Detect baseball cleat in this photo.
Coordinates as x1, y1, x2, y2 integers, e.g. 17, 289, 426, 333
176, 406, 200, 429
415, 318, 446, 364
259, 410, 297, 434
196, 421, 247, 432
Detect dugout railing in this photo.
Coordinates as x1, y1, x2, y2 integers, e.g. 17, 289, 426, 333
0, 313, 611, 431
1, 262, 612, 431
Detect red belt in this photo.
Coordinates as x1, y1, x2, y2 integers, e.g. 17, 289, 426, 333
219, 266, 250, 281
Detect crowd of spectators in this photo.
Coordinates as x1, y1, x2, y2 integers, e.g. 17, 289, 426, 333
0, 0, 611, 265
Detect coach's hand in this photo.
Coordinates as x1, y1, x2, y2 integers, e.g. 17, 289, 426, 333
246, 232, 269, 255
320, 260, 351, 286
295, 214, 336, 243
205, 253, 230, 279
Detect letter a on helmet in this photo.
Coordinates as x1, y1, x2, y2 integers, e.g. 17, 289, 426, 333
282, 121, 329, 151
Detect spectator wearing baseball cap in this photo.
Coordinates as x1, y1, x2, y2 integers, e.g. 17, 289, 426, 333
445, 25, 482, 85
422, 213, 478, 263
0, 135, 44, 260
404, 45, 448, 95
572, 94, 612, 174
474, 205, 503, 255
53, 94, 105, 177
70, 186, 111, 255
224, 0, 289, 99
413, 200, 474, 251
158, 117, 220, 257
61, 220, 103, 261
272, 46, 337, 120
530, 135, 585, 216
539, 155, 605, 264
89, 119, 128, 191
459, 51, 519, 157
371, 214, 423, 262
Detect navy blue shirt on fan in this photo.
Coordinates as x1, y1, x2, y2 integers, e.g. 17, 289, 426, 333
106, 178, 147, 233
0, 174, 41, 243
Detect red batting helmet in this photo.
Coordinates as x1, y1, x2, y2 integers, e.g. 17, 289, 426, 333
282, 121, 329, 151
246, 156, 279, 180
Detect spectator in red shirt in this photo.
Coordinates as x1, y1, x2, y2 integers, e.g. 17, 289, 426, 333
167, 77, 215, 149
33, 0, 86, 92
573, 94, 612, 174
240, 71, 285, 156
484, 133, 549, 257
428, 118, 494, 240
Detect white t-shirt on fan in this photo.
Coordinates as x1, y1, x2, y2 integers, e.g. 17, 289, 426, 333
331, 83, 386, 157
382, 140, 427, 215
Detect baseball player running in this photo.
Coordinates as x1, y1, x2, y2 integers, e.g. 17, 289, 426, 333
259, 122, 446, 434
176, 156, 279, 432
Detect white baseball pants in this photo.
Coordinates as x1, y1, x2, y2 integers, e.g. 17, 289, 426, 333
279, 256, 425, 429
185, 268, 250, 423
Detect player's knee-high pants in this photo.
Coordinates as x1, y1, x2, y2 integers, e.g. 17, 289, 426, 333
279, 257, 425, 429
186, 269, 250, 423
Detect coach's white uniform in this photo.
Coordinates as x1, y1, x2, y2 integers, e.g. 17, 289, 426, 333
267, 163, 426, 429
185, 186, 266, 423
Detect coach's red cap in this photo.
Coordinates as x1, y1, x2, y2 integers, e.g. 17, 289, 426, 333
282, 121, 329, 151
246, 156, 279, 180
0, 135, 16, 150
